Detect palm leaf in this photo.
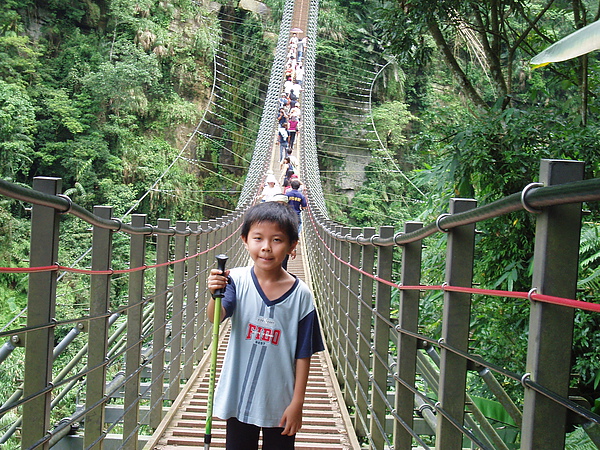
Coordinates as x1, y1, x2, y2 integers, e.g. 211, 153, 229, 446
531, 20, 600, 68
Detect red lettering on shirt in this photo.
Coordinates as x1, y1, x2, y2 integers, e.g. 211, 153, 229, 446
272, 329, 281, 345
246, 323, 257, 339
262, 328, 272, 341
245, 323, 281, 345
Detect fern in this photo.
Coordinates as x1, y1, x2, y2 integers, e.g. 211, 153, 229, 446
578, 222, 600, 292
565, 426, 599, 450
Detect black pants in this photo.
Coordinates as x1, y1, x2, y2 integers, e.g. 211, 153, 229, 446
226, 417, 295, 449
288, 130, 297, 150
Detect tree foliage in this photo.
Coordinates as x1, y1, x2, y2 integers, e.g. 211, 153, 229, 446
316, 0, 600, 416
0, 80, 36, 179
0, 0, 278, 444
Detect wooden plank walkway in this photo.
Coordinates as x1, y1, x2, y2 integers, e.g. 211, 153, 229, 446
143, 242, 361, 449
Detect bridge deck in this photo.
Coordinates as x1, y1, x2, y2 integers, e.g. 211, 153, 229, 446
144, 243, 361, 449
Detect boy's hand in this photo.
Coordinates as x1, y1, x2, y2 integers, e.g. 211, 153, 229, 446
207, 268, 229, 296
279, 400, 303, 436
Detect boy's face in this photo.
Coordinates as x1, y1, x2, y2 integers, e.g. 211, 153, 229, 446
242, 221, 297, 272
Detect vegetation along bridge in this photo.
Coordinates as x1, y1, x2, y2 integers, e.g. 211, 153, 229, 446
1, 0, 600, 449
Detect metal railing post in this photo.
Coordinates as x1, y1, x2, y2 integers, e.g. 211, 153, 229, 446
323, 222, 335, 345
370, 225, 394, 449
84, 205, 113, 449
170, 221, 187, 399
22, 177, 61, 449
150, 218, 170, 429
216, 216, 224, 253
123, 214, 147, 449
345, 227, 361, 409
435, 198, 477, 450
340, 226, 351, 399
233, 212, 244, 265
184, 221, 199, 379
225, 214, 236, 256
333, 225, 344, 384
355, 227, 375, 437
196, 220, 210, 360
305, 217, 323, 325
394, 221, 423, 449
205, 219, 218, 327
521, 159, 584, 449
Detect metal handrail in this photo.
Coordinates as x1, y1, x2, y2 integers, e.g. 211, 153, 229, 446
312, 177, 600, 246
0, 178, 241, 236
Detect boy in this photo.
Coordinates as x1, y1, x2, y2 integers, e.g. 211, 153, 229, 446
207, 201, 324, 449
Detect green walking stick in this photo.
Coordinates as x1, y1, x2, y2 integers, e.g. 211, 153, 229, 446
205, 254, 228, 449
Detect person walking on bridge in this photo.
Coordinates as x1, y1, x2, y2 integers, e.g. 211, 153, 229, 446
278, 123, 289, 163
260, 173, 281, 202
285, 179, 307, 233
207, 202, 324, 449
287, 116, 299, 151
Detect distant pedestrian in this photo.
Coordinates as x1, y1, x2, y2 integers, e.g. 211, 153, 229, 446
287, 149, 299, 172
289, 103, 301, 121
285, 179, 307, 233
294, 64, 304, 86
281, 156, 295, 189
260, 173, 281, 202
297, 37, 307, 62
289, 87, 298, 103
279, 93, 289, 109
278, 124, 289, 162
277, 107, 288, 126
288, 117, 299, 151
284, 76, 294, 95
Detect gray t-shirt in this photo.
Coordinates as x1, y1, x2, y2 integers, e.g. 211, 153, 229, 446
213, 266, 324, 427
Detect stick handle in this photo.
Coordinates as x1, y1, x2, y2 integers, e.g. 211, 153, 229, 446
205, 254, 228, 448
214, 254, 228, 297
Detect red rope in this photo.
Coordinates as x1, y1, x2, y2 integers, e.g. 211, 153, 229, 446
305, 209, 600, 314
4, 215, 599, 314
0, 265, 60, 273
0, 222, 242, 276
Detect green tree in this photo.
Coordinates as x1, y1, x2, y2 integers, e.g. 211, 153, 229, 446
0, 33, 41, 87
0, 80, 36, 179
82, 39, 162, 117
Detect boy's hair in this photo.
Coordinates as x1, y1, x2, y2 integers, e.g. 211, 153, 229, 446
241, 202, 299, 244
290, 179, 301, 190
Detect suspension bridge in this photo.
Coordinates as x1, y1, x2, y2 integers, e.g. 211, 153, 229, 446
1, 0, 600, 448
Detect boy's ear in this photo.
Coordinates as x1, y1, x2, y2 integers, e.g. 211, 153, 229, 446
288, 240, 298, 254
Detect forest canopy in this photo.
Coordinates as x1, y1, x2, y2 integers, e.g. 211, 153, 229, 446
311, 0, 600, 426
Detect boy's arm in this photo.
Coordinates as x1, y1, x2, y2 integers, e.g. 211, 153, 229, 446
280, 356, 311, 435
